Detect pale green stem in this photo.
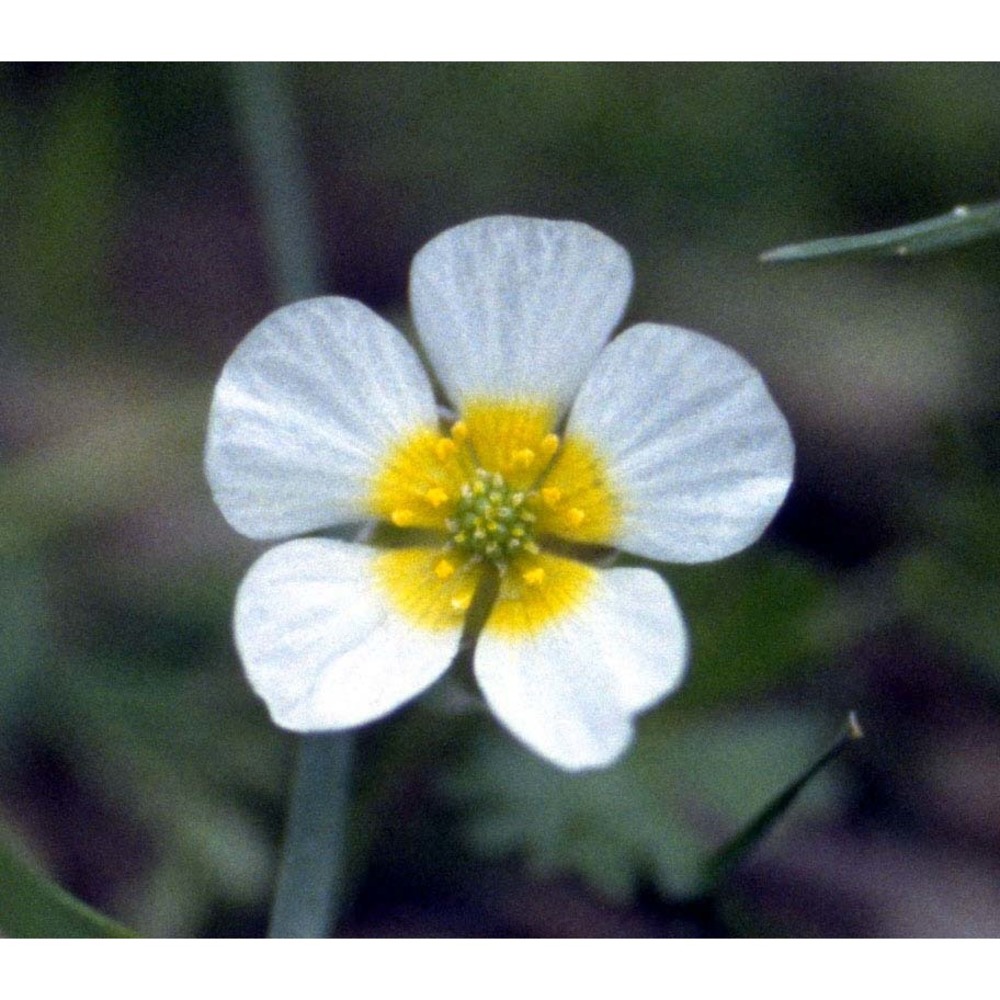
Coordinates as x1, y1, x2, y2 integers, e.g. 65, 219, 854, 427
266, 734, 354, 937
227, 62, 325, 301
227, 62, 354, 938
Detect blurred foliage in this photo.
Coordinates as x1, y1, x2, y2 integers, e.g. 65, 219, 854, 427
664, 552, 837, 708
896, 424, 1000, 686
47, 659, 286, 935
2, 62, 1000, 935
443, 708, 840, 903
0, 832, 135, 937
0, 558, 53, 742
1, 73, 119, 353
0, 385, 209, 557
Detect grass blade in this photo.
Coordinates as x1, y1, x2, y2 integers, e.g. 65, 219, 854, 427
698, 711, 864, 896
761, 201, 1000, 261
0, 835, 136, 937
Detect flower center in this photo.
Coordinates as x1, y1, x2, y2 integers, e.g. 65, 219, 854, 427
369, 400, 622, 633
446, 468, 540, 565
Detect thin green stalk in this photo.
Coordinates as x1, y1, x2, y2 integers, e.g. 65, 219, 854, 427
227, 62, 325, 301
227, 62, 354, 938
698, 711, 864, 897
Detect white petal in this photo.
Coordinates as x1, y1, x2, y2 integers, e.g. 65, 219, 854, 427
234, 538, 461, 730
205, 297, 438, 540
567, 323, 794, 563
474, 565, 687, 771
410, 216, 633, 413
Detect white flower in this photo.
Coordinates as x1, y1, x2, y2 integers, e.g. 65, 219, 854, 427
205, 217, 794, 771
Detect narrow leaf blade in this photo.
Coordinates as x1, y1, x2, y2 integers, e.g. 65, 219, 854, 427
0, 835, 136, 938
698, 712, 863, 896
761, 201, 1000, 262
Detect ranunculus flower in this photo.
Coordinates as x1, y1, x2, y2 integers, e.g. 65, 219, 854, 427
205, 216, 794, 770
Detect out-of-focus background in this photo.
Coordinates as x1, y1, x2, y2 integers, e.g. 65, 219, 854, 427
2, 63, 999, 937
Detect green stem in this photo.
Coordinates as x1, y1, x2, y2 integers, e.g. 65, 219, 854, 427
698, 711, 864, 897
227, 62, 325, 301
226, 62, 355, 937
267, 734, 354, 937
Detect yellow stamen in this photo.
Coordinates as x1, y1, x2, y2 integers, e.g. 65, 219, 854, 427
435, 437, 457, 461
391, 508, 417, 527
373, 549, 485, 633
541, 486, 563, 508
434, 558, 456, 580
425, 487, 449, 508
540, 433, 560, 457
450, 590, 473, 612
488, 553, 595, 636
460, 401, 556, 486
450, 420, 469, 443
534, 435, 620, 546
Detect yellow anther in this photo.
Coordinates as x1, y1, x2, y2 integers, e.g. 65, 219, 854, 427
450, 590, 473, 612
541, 486, 563, 508
435, 437, 457, 461
565, 507, 586, 527
450, 421, 469, 443
391, 508, 417, 527
522, 567, 546, 587
425, 487, 449, 508
512, 447, 536, 469
434, 558, 456, 580
540, 433, 560, 457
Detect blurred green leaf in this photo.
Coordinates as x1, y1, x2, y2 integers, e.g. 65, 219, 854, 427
665, 552, 834, 708
760, 199, 1000, 262
443, 708, 839, 903
897, 474, 1000, 682
43, 659, 287, 935
0, 558, 53, 739
0, 832, 135, 937
2, 74, 119, 347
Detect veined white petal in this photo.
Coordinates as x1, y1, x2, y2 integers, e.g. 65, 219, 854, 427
474, 565, 687, 771
234, 539, 461, 730
410, 216, 633, 414
567, 323, 794, 563
205, 297, 438, 540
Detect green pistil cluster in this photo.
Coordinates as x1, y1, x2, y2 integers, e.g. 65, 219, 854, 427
446, 468, 539, 565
